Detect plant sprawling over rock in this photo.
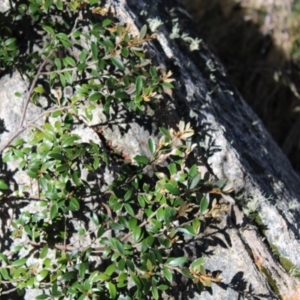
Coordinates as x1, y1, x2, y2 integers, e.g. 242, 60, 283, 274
0, 1, 229, 299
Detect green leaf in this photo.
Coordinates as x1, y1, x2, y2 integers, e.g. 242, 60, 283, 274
62, 271, 76, 281
36, 270, 48, 282
97, 226, 105, 238
27, 169, 38, 178
111, 239, 124, 254
121, 47, 129, 57
162, 82, 174, 88
168, 163, 177, 175
34, 86, 45, 94
167, 256, 187, 267
64, 71, 72, 84
48, 151, 64, 160
131, 276, 142, 289
188, 164, 197, 178
134, 155, 149, 165
72, 30, 81, 38
55, 0, 63, 10
91, 42, 98, 60
0, 253, 8, 262
117, 272, 128, 286
192, 219, 201, 234
146, 235, 154, 247
163, 267, 173, 282
94, 273, 110, 281
79, 262, 88, 279
106, 282, 117, 299
159, 127, 171, 141
152, 285, 159, 300
158, 284, 168, 291
69, 197, 80, 211
0, 180, 9, 190
189, 173, 202, 190
57, 33, 69, 40
89, 92, 102, 102
79, 50, 88, 63
54, 58, 62, 70
150, 66, 157, 78
135, 76, 143, 95
64, 56, 76, 67
124, 189, 132, 201
164, 183, 180, 195
128, 217, 137, 230
61, 136, 79, 147
0, 267, 11, 280
35, 295, 49, 300
100, 38, 114, 49
118, 261, 126, 273
115, 90, 128, 99
133, 226, 142, 243
200, 197, 209, 214
11, 257, 27, 267
180, 225, 197, 236
44, 0, 53, 10
139, 24, 147, 39
148, 138, 156, 155
137, 194, 146, 208
105, 264, 115, 276
110, 222, 124, 230
126, 259, 135, 272
59, 73, 66, 87
110, 57, 125, 71
78, 227, 85, 236
215, 178, 227, 188
40, 246, 48, 259
190, 257, 205, 269
56, 164, 69, 173
51, 282, 62, 297
102, 19, 112, 27
50, 204, 58, 220
133, 50, 145, 58
5, 38, 16, 46
42, 25, 55, 35
124, 203, 135, 217
156, 207, 165, 222
91, 213, 99, 226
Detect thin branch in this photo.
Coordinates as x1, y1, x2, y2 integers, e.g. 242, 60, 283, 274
0, 105, 72, 154
1, 17, 84, 155
19, 51, 53, 128
41, 60, 100, 75
41, 67, 78, 75
0, 287, 18, 295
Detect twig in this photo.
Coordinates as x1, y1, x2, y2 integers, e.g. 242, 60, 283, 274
41, 67, 78, 75
0, 287, 18, 295
0, 105, 72, 154
0, 17, 84, 154
19, 52, 53, 128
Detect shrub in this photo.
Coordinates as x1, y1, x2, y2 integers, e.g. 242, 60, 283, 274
0, 1, 225, 298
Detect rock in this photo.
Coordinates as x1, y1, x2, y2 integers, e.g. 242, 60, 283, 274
1, 0, 300, 299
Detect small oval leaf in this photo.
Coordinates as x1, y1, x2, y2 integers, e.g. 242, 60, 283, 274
110, 57, 125, 71
0, 180, 9, 190
167, 256, 187, 267
148, 138, 156, 155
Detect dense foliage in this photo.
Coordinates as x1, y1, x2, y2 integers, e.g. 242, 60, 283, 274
0, 1, 229, 298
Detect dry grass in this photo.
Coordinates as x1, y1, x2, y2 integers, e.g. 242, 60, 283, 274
179, 0, 300, 173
